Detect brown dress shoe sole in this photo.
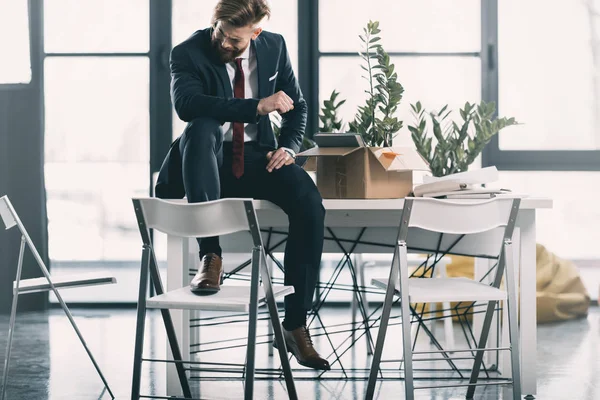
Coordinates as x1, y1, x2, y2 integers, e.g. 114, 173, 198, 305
190, 285, 220, 294
273, 340, 331, 371
190, 273, 224, 294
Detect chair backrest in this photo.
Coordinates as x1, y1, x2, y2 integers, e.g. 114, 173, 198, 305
0, 196, 18, 230
133, 197, 255, 240
402, 197, 520, 237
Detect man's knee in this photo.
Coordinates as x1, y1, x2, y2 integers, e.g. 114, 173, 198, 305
181, 117, 223, 149
296, 188, 325, 223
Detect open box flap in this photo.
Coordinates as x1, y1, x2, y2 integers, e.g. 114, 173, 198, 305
369, 147, 430, 171
297, 146, 364, 157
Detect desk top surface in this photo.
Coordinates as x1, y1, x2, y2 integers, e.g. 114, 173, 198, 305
254, 197, 552, 210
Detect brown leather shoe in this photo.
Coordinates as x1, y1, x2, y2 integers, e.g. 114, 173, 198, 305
190, 253, 223, 294
274, 326, 331, 371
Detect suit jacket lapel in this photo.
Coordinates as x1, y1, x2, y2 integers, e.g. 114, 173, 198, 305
206, 28, 233, 98
216, 64, 232, 98
253, 36, 269, 99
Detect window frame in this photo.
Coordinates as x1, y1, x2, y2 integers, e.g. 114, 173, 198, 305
306, 0, 484, 140
481, 0, 600, 171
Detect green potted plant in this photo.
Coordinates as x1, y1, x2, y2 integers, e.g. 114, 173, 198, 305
314, 20, 518, 178
348, 21, 404, 147
317, 21, 404, 147
319, 89, 346, 133
408, 101, 518, 177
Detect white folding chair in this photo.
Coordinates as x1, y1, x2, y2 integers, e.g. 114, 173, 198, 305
352, 254, 455, 356
365, 197, 522, 400
131, 197, 298, 400
0, 195, 116, 400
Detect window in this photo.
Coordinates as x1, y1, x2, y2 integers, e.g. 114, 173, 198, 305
483, 0, 600, 268
498, 0, 600, 151
319, 0, 480, 53
319, 56, 481, 145
43, 0, 151, 303
44, 0, 149, 53
318, 0, 481, 145
485, 0, 600, 169
0, 0, 31, 84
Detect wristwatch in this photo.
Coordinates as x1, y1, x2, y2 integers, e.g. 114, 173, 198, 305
282, 148, 296, 159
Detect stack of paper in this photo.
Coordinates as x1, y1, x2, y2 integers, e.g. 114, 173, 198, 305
413, 167, 516, 198
422, 166, 499, 185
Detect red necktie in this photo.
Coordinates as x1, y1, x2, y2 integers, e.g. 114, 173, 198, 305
232, 58, 245, 179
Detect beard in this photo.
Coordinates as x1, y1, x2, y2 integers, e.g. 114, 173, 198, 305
211, 36, 246, 63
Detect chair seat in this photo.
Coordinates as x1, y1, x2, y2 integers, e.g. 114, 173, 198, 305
371, 277, 506, 303
146, 285, 295, 312
14, 271, 116, 294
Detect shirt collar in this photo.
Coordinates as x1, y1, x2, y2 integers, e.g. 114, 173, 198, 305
237, 43, 252, 60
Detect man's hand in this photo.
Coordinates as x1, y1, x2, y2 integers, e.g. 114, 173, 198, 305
257, 91, 294, 116
266, 148, 294, 172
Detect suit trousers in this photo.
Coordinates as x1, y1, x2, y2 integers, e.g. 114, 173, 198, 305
179, 117, 325, 329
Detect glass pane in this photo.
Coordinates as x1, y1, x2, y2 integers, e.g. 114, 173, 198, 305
172, 0, 216, 46
44, 0, 149, 53
172, 0, 297, 71
496, 171, 600, 260
172, 0, 298, 139
0, 0, 31, 84
319, 56, 481, 145
44, 57, 149, 300
499, 0, 600, 150
319, 0, 480, 53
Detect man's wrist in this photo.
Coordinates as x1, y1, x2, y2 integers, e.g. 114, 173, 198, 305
281, 147, 296, 159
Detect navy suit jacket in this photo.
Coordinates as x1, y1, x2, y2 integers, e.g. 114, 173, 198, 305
155, 28, 307, 199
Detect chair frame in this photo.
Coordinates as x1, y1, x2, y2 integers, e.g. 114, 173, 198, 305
365, 197, 522, 400
131, 198, 297, 400
0, 195, 114, 400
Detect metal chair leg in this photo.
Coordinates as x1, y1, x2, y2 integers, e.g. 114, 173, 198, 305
267, 256, 274, 357
468, 240, 515, 400
466, 300, 499, 399
504, 241, 522, 400
257, 248, 298, 400
1, 237, 26, 400
131, 247, 151, 400
244, 248, 262, 400
397, 243, 414, 400
148, 250, 192, 398
366, 246, 402, 400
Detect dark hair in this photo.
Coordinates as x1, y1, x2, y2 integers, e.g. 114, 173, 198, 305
212, 0, 271, 28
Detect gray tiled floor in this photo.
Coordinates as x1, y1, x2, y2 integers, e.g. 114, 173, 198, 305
0, 305, 598, 399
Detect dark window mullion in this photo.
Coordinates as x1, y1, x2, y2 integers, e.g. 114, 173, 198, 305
149, 0, 172, 182
298, 0, 319, 138
481, 0, 500, 169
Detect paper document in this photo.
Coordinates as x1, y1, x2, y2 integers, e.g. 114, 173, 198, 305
422, 166, 499, 185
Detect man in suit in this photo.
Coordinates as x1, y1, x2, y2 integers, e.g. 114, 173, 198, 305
157, 0, 329, 370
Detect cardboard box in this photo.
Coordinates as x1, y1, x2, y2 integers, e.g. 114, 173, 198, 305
298, 144, 430, 199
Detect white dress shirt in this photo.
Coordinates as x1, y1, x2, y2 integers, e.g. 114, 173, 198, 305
222, 44, 259, 143
222, 43, 295, 157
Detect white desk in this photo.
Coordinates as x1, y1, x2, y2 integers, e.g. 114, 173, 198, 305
165, 197, 552, 396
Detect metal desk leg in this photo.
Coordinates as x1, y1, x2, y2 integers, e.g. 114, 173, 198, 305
166, 235, 190, 396
439, 262, 455, 349
518, 211, 537, 396
357, 257, 373, 355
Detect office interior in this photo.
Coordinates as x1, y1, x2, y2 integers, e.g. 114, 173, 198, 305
0, 1, 599, 399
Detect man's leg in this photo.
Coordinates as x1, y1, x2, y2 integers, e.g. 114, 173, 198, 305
251, 162, 324, 328
179, 117, 224, 257
247, 156, 329, 370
